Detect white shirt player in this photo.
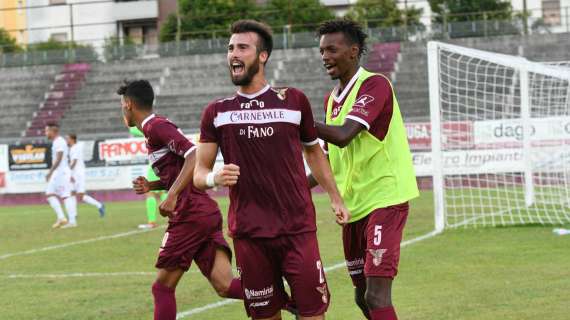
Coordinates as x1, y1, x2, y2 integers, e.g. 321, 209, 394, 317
51, 136, 70, 175
69, 143, 85, 177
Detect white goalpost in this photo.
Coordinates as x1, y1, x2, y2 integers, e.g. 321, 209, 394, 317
427, 41, 570, 231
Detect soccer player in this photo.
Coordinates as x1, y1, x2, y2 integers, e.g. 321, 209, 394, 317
312, 19, 419, 320
129, 126, 166, 229
117, 80, 243, 320
45, 123, 77, 228
66, 133, 106, 217
194, 20, 350, 320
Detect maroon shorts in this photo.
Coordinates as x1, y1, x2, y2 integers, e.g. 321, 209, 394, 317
343, 203, 409, 287
155, 212, 231, 279
234, 232, 329, 319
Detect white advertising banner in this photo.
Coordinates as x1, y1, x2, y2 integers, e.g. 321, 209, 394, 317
2, 165, 147, 194
473, 116, 570, 146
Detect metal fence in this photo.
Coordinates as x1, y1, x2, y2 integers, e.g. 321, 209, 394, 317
1, 15, 569, 68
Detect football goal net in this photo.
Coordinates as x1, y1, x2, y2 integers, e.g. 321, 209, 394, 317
427, 41, 570, 231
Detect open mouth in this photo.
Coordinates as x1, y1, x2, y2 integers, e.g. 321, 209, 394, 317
231, 61, 245, 75
324, 63, 336, 74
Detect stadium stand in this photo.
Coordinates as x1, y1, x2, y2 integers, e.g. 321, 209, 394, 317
0, 65, 60, 143
59, 48, 334, 139
25, 63, 91, 138
2, 32, 569, 142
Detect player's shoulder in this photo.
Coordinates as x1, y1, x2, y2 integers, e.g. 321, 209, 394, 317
146, 115, 176, 134
362, 72, 392, 90
357, 72, 393, 98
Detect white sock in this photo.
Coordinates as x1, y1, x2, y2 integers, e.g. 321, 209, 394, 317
47, 196, 66, 220
83, 195, 102, 209
64, 197, 78, 224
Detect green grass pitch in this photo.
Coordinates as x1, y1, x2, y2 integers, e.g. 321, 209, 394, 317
1, 191, 568, 319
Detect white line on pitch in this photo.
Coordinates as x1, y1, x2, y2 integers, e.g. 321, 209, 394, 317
3, 269, 200, 279
0, 226, 164, 261
4, 272, 156, 279
175, 229, 441, 319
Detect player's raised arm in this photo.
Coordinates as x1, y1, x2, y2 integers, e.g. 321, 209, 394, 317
193, 142, 239, 190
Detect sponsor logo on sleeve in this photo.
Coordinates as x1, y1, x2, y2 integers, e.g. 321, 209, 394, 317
354, 94, 374, 109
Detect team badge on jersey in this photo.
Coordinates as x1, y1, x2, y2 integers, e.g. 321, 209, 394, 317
368, 248, 387, 266
273, 88, 288, 100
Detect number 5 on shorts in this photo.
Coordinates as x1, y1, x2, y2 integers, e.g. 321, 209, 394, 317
373, 225, 382, 246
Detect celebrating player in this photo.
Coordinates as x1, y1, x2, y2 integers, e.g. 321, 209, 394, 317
45, 123, 77, 229
312, 19, 419, 320
194, 20, 350, 320
66, 133, 106, 217
117, 80, 243, 320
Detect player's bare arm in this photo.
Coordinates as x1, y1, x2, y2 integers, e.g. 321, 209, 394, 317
303, 143, 350, 225
316, 119, 363, 148
132, 176, 164, 194
46, 151, 63, 181
194, 142, 239, 190
158, 151, 197, 217
307, 153, 329, 189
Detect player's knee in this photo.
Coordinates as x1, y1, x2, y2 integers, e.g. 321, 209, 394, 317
364, 287, 391, 309
212, 281, 231, 298
209, 273, 232, 298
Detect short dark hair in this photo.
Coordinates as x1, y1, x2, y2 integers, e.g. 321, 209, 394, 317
46, 122, 59, 129
117, 79, 154, 110
230, 19, 273, 60
68, 133, 77, 141
317, 19, 368, 59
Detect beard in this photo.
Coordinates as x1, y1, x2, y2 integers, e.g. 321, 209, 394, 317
230, 55, 261, 86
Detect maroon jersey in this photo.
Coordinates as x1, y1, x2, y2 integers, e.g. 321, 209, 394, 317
200, 85, 319, 238
322, 68, 394, 153
142, 114, 220, 223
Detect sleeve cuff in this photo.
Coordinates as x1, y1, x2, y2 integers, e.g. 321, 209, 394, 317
302, 138, 319, 146
184, 146, 197, 158
345, 115, 370, 130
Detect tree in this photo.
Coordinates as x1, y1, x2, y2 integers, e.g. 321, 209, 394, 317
263, 0, 335, 32
429, 0, 512, 23
160, 0, 260, 42
159, 0, 335, 42
0, 28, 22, 53
347, 0, 423, 29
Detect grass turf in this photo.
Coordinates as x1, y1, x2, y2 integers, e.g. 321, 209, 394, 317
0, 191, 568, 319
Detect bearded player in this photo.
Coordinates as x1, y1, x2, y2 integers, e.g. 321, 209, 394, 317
194, 20, 350, 320
311, 19, 419, 320
117, 80, 243, 320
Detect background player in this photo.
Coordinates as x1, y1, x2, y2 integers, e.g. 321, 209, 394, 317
66, 133, 106, 217
194, 20, 350, 320
118, 80, 243, 320
311, 19, 419, 320
130, 126, 166, 229
45, 123, 78, 229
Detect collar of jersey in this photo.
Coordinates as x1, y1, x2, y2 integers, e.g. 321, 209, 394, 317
141, 113, 156, 129
237, 84, 271, 99
332, 67, 363, 104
